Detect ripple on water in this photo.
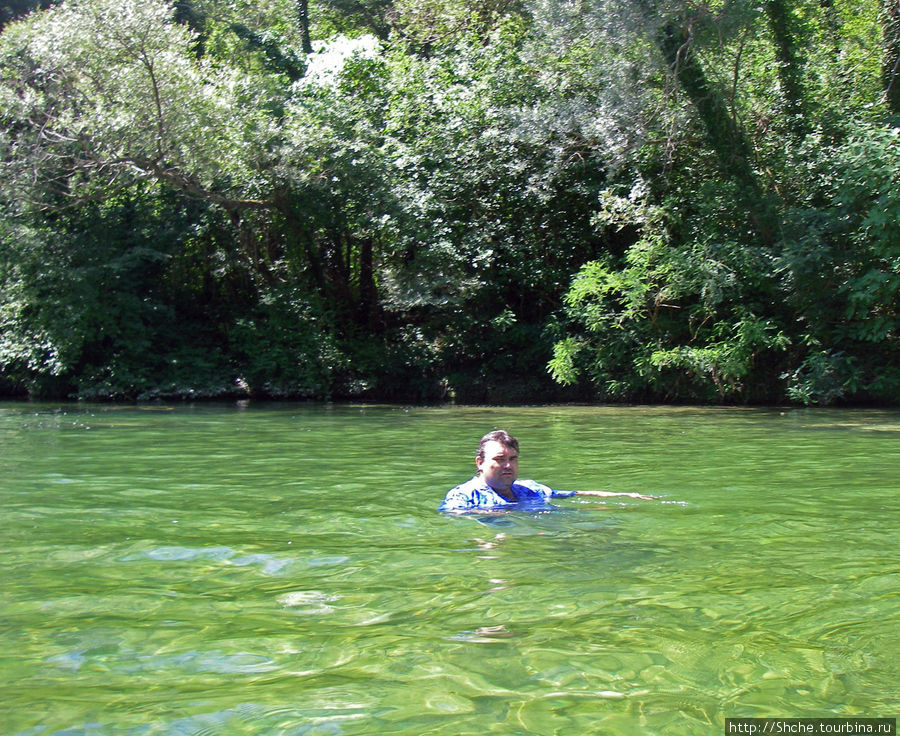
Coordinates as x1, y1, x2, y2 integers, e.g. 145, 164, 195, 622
277, 590, 339, 614
123, 650, 279, 675
10, 703, 356, 736
43, 635, 279, 676
118, 545, 345, 577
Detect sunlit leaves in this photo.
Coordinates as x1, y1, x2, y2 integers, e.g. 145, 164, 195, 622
0, 0, 276, 211
0, 0, 897, 402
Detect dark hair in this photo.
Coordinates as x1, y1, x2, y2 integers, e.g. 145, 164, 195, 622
476, 430, 519, 460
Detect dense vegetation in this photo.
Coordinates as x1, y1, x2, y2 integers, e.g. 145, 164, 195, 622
0, 0, 897, 404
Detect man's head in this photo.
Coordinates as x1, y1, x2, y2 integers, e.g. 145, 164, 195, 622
475, 430, 519, 493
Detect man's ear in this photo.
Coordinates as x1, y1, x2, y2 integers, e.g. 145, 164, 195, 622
475, 455, 484, 473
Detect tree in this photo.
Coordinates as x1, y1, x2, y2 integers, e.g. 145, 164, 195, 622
0, 0, 281, 215
885, 0, 900, 114
541, 0, 897, 404
0, 0, 369, 397
297, 0, 313, 52
315, 0, 396, 40
1, 0, 896, 403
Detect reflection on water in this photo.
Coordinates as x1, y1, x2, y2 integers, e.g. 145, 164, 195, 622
0, 403, 897, 735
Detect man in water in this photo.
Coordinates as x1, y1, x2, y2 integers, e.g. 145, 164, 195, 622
439, 429, 654, 512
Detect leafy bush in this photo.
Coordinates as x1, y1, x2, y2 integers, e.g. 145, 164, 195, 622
228, 285, 347, 399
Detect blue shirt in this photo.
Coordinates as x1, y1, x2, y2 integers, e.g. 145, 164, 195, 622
439, 476, 576, 512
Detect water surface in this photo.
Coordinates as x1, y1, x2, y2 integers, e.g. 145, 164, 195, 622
1, 403, 897, 735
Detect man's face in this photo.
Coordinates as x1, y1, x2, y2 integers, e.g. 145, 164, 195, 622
476, 440, 519, 493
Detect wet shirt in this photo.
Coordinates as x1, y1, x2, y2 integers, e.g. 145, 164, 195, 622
439, 476, 576, 512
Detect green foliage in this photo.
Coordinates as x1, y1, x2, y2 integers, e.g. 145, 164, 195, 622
227, 23, 306, 81
0, 189, 213, 398
0, 0, 281, 215
228, 285, 347, 399
0, 0, 897, 405
553, 117, 900, 405
550, 230, 791, 403
313, 0, 395, 40
783, 347, 860, 406
774, 124, 900, 403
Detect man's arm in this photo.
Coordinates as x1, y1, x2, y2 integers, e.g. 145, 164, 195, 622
574, 490, 656, 501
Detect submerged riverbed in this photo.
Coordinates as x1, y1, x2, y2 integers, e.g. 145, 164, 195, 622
1, 403, 897, 735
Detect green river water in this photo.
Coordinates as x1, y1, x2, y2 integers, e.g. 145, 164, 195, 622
1, 402, 897, 735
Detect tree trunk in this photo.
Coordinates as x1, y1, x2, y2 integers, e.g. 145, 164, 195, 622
764, 0, 807, 131
297, 0, 313, 55
656, 19, 776, 246
357, 235, 382, 329
884, 0, 900, 115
